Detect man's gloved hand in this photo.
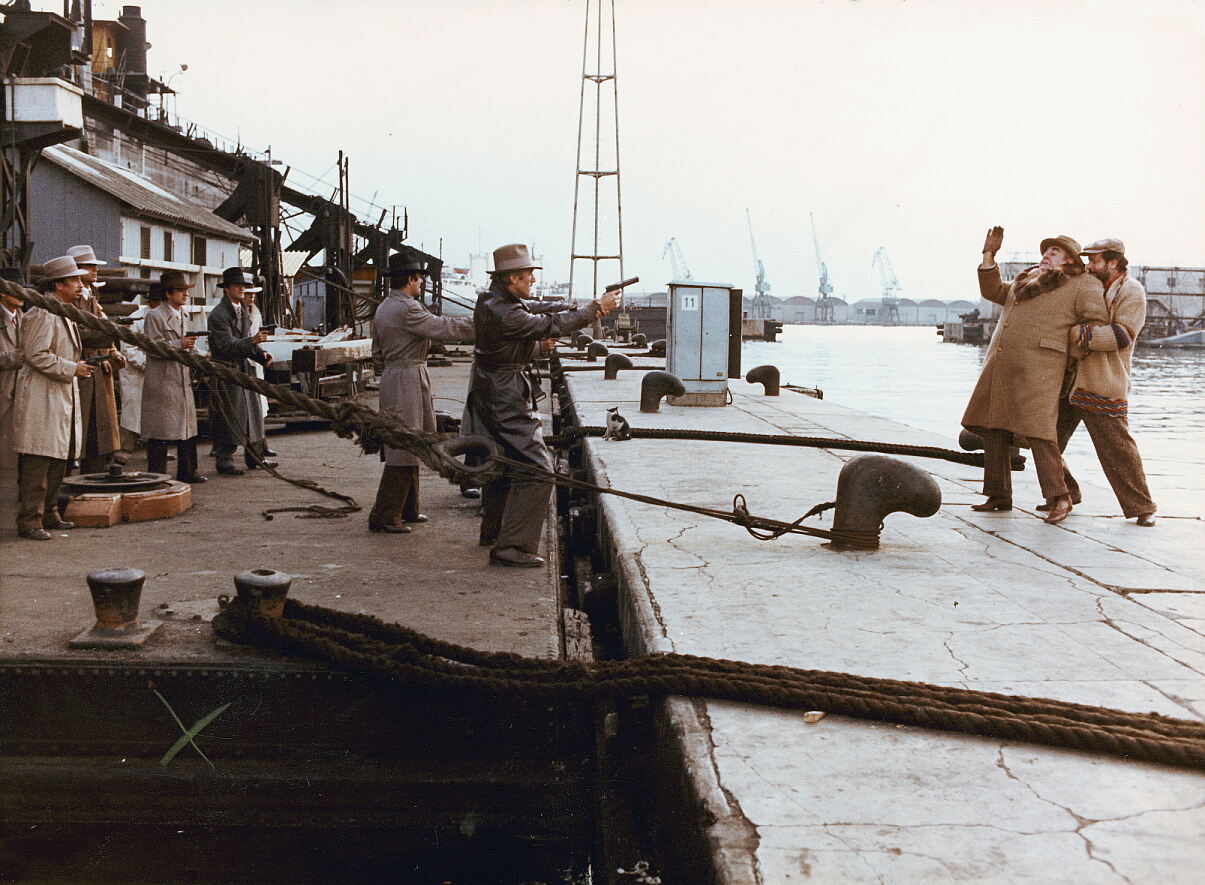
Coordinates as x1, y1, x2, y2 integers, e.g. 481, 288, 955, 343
982, 226, 1004, 257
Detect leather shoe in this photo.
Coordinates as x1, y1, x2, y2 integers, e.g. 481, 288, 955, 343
1043, 497, 1073, 524
181, 474, 208, 484
1037, 494, 1082, 512
1136, 514, 1156, 527
43, 519, 74, 530
971, 496, 1012, 512
369, 523, 412, 534
245, 455, 278, 470
20, 528, 52, 541
216, 461, 245, 476
262, 446, 278, 457
404, 514, 429, 523
461, 487, 482, 499
489, 547, 544, 568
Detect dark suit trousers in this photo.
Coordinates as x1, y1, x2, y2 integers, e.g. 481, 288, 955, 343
1055, 399, 1156, 517
482, 473, 551, 555
16, 454, 67, 533
369, 465, 419, 528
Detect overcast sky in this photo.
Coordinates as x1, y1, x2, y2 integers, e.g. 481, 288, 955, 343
87, 0, 1203, 302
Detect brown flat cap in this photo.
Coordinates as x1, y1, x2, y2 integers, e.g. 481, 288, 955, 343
1081, 238, 1125, 255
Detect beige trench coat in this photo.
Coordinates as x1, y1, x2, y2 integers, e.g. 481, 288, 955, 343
77, 288, 121, 454
962, 264, 1107, 442
12, 306, 83, 460
141, 303, 198, 441
0, 307, 22, 469
373, 291, 474, 467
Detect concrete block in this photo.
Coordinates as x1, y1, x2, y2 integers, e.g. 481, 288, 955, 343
121, 481, 192, 522
63, 493, 122, 528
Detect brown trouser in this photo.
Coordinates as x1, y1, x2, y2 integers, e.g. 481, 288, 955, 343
1055, 399, 1156, 518
369, 465, 419, 528
16, 453, 68, 534
981, 429, 1069, 501
481, 474, 551, 555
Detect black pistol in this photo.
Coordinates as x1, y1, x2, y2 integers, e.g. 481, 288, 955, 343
605, 276, 639, 293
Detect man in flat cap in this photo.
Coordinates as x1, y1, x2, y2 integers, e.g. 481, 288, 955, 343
12, 256, 94, 539
66, 245, 124, 474
1055, 239, 1157, 526
466, 243, 619, 567
962, 228, 1108, 524
207, 267, 274, 476
368, 251, 474, 533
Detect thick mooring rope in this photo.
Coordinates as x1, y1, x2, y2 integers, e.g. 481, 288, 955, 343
546, 426, 1025, 470
213, 598, 1205, 771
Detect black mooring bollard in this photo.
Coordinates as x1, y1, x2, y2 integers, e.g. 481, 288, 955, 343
233, 569, 293, 618
647, 339, 666, 357
604, 353, 634, 380
829, 455, 941, 552
631, 333, 647, 348
640, 370, 686, 413
586, 341, 609, 363
746, 364, 781, 395
70, 567, 162, 649
573, 333, 593, 350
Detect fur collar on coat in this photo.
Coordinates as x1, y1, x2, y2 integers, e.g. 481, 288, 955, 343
1013, 263, 1087, 302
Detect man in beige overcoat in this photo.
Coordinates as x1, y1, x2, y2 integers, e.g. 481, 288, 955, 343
368, 252, 474, 533
0, 267, 25, 472
961, 228, 1108, 524
66, 245, 123, 474
13, 256, 94, 540
141, 271, 205, 484
1055, 239, 1157, 526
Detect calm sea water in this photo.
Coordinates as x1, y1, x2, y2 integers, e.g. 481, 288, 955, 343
742, 325, 1205, 510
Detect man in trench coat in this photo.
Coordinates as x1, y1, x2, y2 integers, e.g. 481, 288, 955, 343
0, 267, 27, 526
141, 271, 205, 483
12, 256, 94, 539
368, 252, 474, 533
962, 229, 1108, 524
207, 267, 274, 476
66, 245, 123, 474
465, 243, 619, 567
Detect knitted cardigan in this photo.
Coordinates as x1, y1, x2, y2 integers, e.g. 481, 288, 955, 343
1069, 274, 1146, 416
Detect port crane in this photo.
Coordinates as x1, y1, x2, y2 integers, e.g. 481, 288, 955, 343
811, 212, 836, 323
872, 246, 902, 325
746, 209, 773, 319
662, 237, 693, 281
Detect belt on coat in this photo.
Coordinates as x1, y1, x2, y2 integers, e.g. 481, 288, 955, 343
473, 361, 529, 371
383, 358, 427, 368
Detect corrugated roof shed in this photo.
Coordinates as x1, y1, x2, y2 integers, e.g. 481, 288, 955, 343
42, 145, 254, 242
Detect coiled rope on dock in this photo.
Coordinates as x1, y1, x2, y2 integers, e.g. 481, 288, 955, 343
213, 597, 1205, 772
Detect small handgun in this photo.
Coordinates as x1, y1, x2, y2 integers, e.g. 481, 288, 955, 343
187, 330, 210, 337
605, 276, 639, 292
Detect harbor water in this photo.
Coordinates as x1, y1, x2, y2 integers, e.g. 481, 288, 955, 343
743, 325, 1205, 512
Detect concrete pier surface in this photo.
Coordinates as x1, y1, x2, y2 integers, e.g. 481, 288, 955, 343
0, 360, 562, 661
566, 370, 1204, 884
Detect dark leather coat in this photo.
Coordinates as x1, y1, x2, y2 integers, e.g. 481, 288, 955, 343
207, 297, 266, 447
465, 282, 598, 469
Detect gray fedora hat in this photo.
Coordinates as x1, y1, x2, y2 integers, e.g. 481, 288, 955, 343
1038, 235, 1082, 259
491, 243, 542, 274
66, 245, 106, 266
40, 255, 89, 281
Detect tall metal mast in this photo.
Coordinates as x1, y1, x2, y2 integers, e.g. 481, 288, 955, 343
569, 0, 624, 331
746, 209, 772, 319
811, 212, 835, 324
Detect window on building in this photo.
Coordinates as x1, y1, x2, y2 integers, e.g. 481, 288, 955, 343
140, 226, 151, 260
191, 235, 207, 267
163, 231, 174, 263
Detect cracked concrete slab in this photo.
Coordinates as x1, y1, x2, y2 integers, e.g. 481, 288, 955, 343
569, 373, 1205, 884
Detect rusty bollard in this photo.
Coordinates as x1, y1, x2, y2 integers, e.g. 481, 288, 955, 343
603, 353, 634, 380
70, 567, 162, 649
828, 455, 942, 552
746, 364, 781, 396
647, 339, 667, 357
586, 341, 610, 363
631, 333, 647, 348
573, 332, 593, 350
640, 370, 686, 413
232, 569, 293, 618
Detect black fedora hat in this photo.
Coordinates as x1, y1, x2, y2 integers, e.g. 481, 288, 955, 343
0, 266, 27, 286
160, 270, 193, 290
381, 251, 428, 278
216, 266, 262, 292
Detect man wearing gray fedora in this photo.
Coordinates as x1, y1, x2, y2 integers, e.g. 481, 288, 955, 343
466, 243, 619, 567
12, 256, 94, 539
66, 245, 124, 474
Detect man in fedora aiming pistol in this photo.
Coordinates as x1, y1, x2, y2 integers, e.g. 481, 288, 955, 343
466, 243, 620, 567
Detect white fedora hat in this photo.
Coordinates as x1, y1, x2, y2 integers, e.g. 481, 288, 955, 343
40, 255, 89, 281
66, 244, 106, 266
491, 243, 542, 274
